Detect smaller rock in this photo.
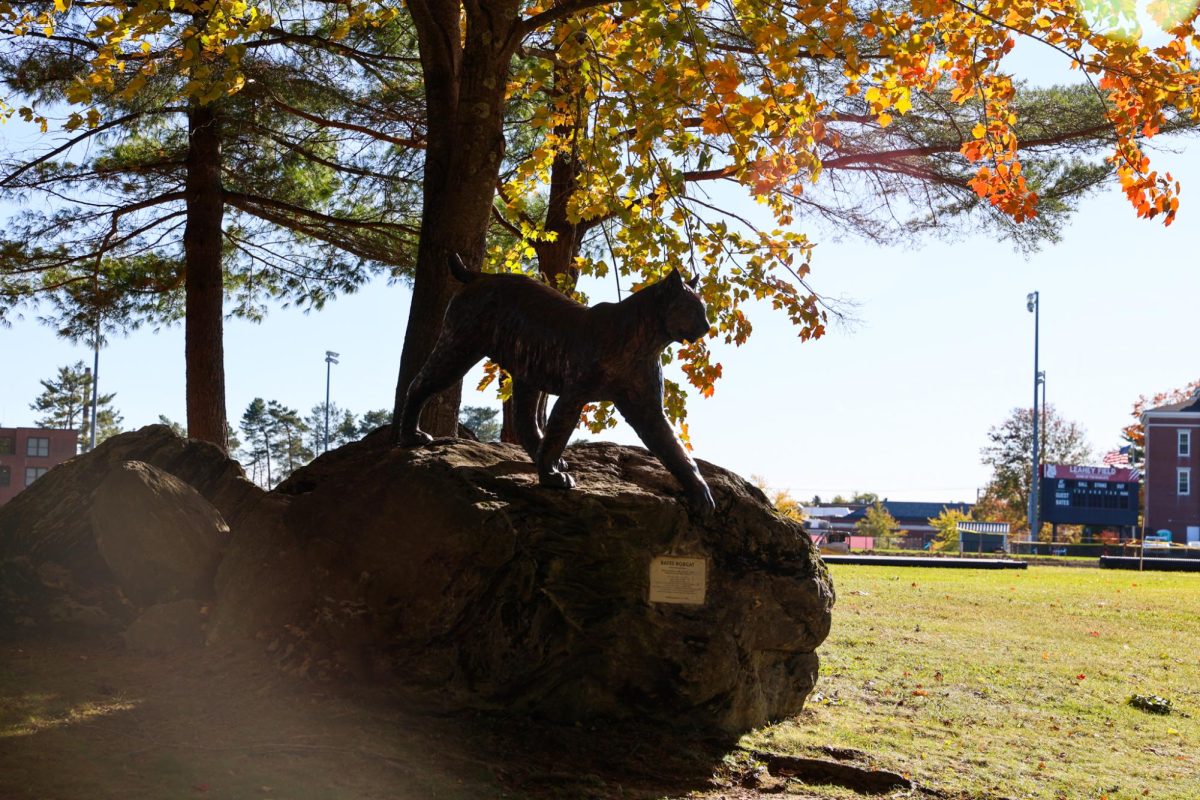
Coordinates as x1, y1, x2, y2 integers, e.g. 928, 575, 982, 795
45, 596, 119, 630
91, 461, 228, 606
123, 599, 204, 653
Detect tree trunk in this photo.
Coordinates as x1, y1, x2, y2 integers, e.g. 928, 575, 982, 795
501, 55, 592, 442
392, 0, 523, 440
534, 52, 590, 292
183, 101, 228, 451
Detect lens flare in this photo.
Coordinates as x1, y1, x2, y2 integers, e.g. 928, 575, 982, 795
1074, 0, 1200, 43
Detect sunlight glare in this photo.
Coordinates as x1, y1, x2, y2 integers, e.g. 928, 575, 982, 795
1074, 0, 1200, 44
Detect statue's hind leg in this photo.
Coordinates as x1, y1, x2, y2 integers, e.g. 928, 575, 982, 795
513, 382, 568, 471
397, 334, 483, 446
511, 381, 543, 462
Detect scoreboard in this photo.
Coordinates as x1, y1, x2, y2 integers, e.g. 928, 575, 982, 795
1038, 464, 1139, 527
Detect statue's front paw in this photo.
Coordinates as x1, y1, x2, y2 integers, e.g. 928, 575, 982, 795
686, 484, 716, 519
539, 470, 576, 489
398, 430, 434, 447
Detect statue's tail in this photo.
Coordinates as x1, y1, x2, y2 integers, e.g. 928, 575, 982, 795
448, 253, 479, 283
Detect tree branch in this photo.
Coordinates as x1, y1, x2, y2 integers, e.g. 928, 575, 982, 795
224, 190, 419, 234
821, 122, 1113, 169
266, 95, 425, 149
520, 0, 619, 34
1, 108, 185, 188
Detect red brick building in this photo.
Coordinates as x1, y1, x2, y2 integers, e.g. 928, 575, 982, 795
0, 427, 78, 506
1143, 393, 1200, 545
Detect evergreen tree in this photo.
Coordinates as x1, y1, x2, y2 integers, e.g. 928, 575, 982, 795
239, 398, 273, 487
458, 405, 500, 442
30, 361, 123, 450
305, 403, 360, 454
1, 4, 424, 449
357, 409, 392, 437
266, 401, 311, 480
157, 415, 188, 438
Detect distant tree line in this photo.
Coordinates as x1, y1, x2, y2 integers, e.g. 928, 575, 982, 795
164, 401, 499, 488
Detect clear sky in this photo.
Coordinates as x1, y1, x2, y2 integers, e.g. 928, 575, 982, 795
3, 41, 1198, 504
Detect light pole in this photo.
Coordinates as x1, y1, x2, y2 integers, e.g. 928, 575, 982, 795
1038, 369, 1046, 463
324, 350, 339, 453
1027, 292, 1040, 543
89, 314, 100, 452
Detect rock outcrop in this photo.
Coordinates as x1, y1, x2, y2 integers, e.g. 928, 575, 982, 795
216, 432, 835, 731
2, 424, 835, 732
91, 461, 227, 605
0, 425, 261, 585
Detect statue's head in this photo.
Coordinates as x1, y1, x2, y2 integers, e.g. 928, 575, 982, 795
661, 268, 710, 343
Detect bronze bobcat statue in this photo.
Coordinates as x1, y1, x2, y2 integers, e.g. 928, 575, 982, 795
397, 254, 716, 516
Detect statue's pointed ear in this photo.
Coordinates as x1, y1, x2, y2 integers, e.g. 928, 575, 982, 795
667, 268, 684, 287
687, 273, 700, 290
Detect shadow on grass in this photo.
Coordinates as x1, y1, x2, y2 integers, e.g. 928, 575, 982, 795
3, 630, 952, 799
0, 632, 752, 800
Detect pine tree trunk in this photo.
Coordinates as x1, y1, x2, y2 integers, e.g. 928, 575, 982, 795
392, 0, 523, 440
183, 101, 229, 451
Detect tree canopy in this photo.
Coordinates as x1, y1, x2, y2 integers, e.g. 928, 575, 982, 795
928, 506, 971, 552
978, 403, 1092, 536
0, 0, 423, 446
856, 501, 904, 548
1122, 376, 1200, 459
2, 0, 1199, 446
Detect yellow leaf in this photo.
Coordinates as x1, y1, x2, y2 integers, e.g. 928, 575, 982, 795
877, 112, 893, 128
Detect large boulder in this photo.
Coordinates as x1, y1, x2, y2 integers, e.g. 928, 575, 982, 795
0, 425, 262, 584
207, 494, 313, 645
217, 432, 835, 732
91, 461, 228, 605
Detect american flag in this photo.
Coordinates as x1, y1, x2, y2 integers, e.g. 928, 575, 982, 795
1103, 447, 1131, 467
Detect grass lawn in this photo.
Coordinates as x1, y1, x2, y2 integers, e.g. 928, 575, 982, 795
743, 565, 1200, 800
